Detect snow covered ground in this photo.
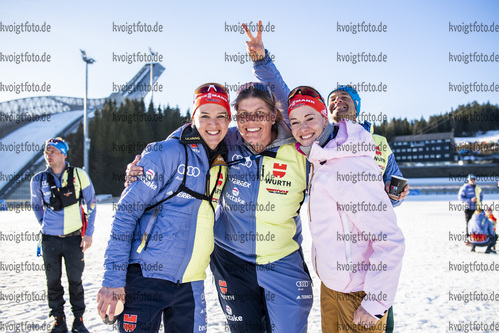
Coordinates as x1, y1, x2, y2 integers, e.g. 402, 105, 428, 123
1, 194, 498, 332
454, 130, 499, 144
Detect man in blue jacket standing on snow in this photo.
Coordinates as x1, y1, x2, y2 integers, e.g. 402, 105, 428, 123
31, 138, 96, 333
458, 174, 483, 241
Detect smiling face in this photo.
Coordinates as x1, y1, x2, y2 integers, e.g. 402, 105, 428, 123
289, 106, 328, 146
44, 145, 66, 169
192, 104, 230, 149
236, 97, 276, 152
328, 90, 357, 123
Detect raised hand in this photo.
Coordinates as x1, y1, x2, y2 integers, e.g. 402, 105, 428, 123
243, 20, 266, 62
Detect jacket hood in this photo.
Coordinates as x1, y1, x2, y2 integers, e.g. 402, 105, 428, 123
308, 119, 376, 164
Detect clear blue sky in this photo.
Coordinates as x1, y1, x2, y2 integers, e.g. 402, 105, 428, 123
1, 0, 498, 124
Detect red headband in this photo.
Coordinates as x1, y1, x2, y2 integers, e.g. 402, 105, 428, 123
288, 95, 327, 118
193, 92, 231, 118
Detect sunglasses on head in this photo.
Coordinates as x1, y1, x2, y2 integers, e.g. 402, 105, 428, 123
194, 83, 229, 98
236, 82, 274, 100
288, 86, 325, 105
45, 138, 65, 147
46, 138, 64, 144
44, 138, 68, 152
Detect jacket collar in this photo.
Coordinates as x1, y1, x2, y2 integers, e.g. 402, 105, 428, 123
45, 161, 70, 176
178, 123, 228, 163
308, 119, 375, 163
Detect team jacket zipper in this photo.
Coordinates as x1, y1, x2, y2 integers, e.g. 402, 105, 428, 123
307, 163, 315, 223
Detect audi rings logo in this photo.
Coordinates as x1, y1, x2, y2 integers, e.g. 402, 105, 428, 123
177, 164, 201, 177
296, 281, 310, 288
232, 154, 252, 168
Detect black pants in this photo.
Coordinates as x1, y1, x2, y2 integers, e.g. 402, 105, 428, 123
210, 245, 313, 333
42, 234, 85, 318
117, 264, 206, 333
386, 306, 394, 333
465, 209, 474, 236
471, 234, 498, 252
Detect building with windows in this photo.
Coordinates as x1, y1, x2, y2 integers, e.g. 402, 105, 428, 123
391, 132, 455, 164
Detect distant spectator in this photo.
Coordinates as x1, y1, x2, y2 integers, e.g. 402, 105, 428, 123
458, 174, 483, 243
468, 209, 497, 253
485, 207, 497, 232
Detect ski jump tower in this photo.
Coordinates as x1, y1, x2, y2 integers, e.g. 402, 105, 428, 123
0, 63, 165, 199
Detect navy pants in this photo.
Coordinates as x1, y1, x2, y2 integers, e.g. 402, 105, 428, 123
210, 245, 313, 333
42, 233, 85, 318
470, 234, 498, 252
117, 264, 206, 333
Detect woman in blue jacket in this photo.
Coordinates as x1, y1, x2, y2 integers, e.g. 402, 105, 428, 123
97, 83, 230, 333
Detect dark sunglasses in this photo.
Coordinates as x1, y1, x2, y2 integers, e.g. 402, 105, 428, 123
287, 86, 325, 105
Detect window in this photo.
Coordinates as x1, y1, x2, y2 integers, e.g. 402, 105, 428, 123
402, 149, 406, 152
408, 156, 412, 160
402, 156, 406, 160
436, 154, 441, 158
436, 146, 441, 150
437, 139, 442, 143
430, 154, 435, 158
418, 148, 423, 151
444, 154, 450, 157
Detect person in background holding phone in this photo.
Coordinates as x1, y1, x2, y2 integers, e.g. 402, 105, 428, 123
31, 138, 96, 333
